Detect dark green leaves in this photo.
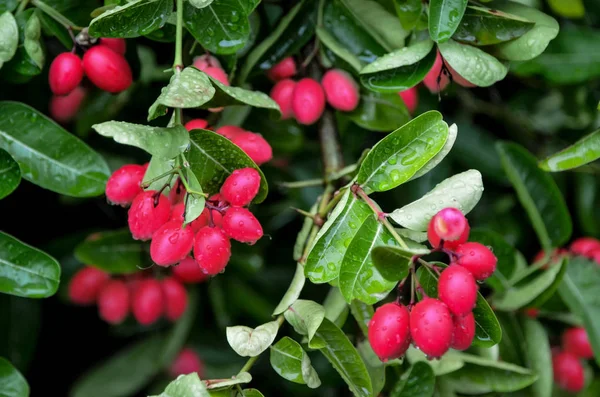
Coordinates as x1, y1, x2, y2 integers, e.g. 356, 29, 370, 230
341, 0, 407, 50
390, 361, 435, 397
0, 148, 20, 199
0, 12, 18, 69
0, 357, 29, 397
370, 246, 414, 282
269, 337, 321, 388
393, 0, 422, 31
539, 129, 600, 172
497, 142, 572, 249
0, 231, 60, 298
346, 90, 411, 132
429, 0, 468, 43
453, 6, 534, 46
0, 101, 110, 197
88, 0, 172, 38
74, 230, 144, 274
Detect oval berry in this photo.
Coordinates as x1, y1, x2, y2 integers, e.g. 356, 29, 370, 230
162, 277, 188, 321
204, 66, 229, 86
150, 221, 195, 267
399, 87, 418, 114
216, 125, 245, 140
68, 267, 109, 305
98, 280, 130, 324
451, 312, 475, 350
220, 168, 261, 207
49, 86, 86, 123
368, 302, 411, 361
105, 164, 145, 206
428, 208, 468, 243
438, 264, 478, 317
49, 52, 84, 96
570, 237, 600, 258
409, 298, 453, 358
99, 38, 127, 55
563, 327, 593, 359
184, 119, 208, 131
270, 79, 296, 120
291, 78, 326, 125
321, 69, 360, 112
83, 45, 132, 93
194, 227, 231, 275
190, 207, 222, 232
132, 279, 164, 325
170, 203, 185, 223
455, 242, 497, 280
423, 51, 450, 93
172, 256, 208, 284
267, 57, 297, 81
222, 207, 263, 244
231, 132, 273, 165
169, 348, 204, 378
128, 190, 171, 240
553, 351, 585, 393
193, 54, 221, 71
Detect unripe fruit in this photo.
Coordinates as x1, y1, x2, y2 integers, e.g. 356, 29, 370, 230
423, 51, 450, 93
410, 298, 453, 358
270, 79, 296, 120
231, 132, 273, 165
170, 203, 185, 223
451, 312, 475, 350
83, 45, 133, 93
99, 38, 127, 55
128, 191, 171, 240
150, 221, 194, 266
553, 351, 585, 393
428, 208, 468, 243
216, 125, 245, 140
184, 119, 208, 131
193, 54, 221, 71
49, 52, 84, 96
132, 279, 164, 325
570, 237, 600, 258
291, 78, 326, 125
438, 264, 478, 317
563, 327, 593, 359
194, 227, 231, 275
105, 164, 145, 206
98, 280, 130, 324
68, 267, 109, 305
220, 168, 261, 207
49, 86, 86, 123
267, 57, 297, 81
172, 256, 208, 284
455, 242, 497, 280
222, 207, 263, 244
162, 277, 188, 321
321, 69, 360, 112
368, 303, 411, 361
399, 87, 418, 114
169, 348, 204, 378
204, 66, 229, 86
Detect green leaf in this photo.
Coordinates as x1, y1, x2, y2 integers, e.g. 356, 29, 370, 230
293, 203, 317, 261
371, 245, 419, 282
150, 373, 209, 397
323, 287, 349, 328
469, 229, 516, 293
0, 148, 20, 199
540, 129, 600, 172
409, 123, 457, 181
390, 361, 435, 397
438, 39, 508, 86
429, 0, 468, 43
346, 90, 411, 133
341, 0, 407, 50
405, 347, 464, 376
0, 101, 110, 197
269, 337, 321, 388
0, 357, 28, 397
316, 27, 363, 73
356, 111, 449, 194
0, 12, 18, 69
23, 12, 43, 70
350, 300, 374, 336
575, 173, 600, 237
226, 321, 279, 357
547, 0, 585, 18
496, 142, 572, 249
357, 341, 386, 396
1, 10, 41, 81
0, 295, 41, 372
88, 0, 171, 38
187, 129, 268, 202
522, 317, 552, 397
283, 300, 325, 345
273, 263, 305, 315
188, 0, 214, 9
182, 169, 205, 225
143, 156, 174, 192
0, 0, 17, 12
393, 0, 423, 31
148, 67, 215, 121
234, 389, 263, 397
205, 372, 252, 390
74, 230, 143, 275
202, 75, 280, 113
389, 169, 483, 231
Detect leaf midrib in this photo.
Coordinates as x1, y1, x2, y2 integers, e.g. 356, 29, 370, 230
0, 257, 59, 282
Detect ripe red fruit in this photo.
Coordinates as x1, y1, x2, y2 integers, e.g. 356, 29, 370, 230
409, 298, 453, 358
193, 54, 221, 71
99, 38, 127, 55
194, 227, 232, 275
191, 208, 223, 232
169, 348, 204, 378
49, 86, 86, 123
97, 280, 130, 324
423, 51, 450, 93
222, 207, 263, 244
128, 190, 171, 240
455, 242, 498, 280
105, 164, 145, 206
170, 203, 185, 223
150, 221, 195, 267
204, 66, 229, 86
428, 208, 468, 242
184, 119, 208, 131
49, 52, 84, 96
172, 256, 208, 284
563, 327, 593, 359
216, 125, 245, 140
368, 302, 411, 361
68, 267, 109, 305
220, 168, 261, 207
162, 277, 188, 321
399, 87, 418, 114
291, 78, 326, 125
231, 132, 273, 165
321, 69, 360, 112
267, 57, 297, 81
438, 264, 478, 317
270, 79, 296, 120
570, 237, 600, 258
553, 351, 585, 392
451, 312, 475, 350
83, 45, 133, 93
592, 249, 600, 265
132, 279, 164, 325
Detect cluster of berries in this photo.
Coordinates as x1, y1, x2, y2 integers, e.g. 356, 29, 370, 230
49, 38, 132, 123
533, 236, 600, 266
553, 327, 593, 392
267, 57, 360, 125
368, 208, 498, 361
169, 347, 205, 379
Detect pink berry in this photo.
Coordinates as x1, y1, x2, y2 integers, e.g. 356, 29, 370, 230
162, 277, 188, 321
216, 125, 245, 140
150, 221, 194, 267
291, 78, 326, 125
194, 227, 231, 275
83, 45, 132, 93
267, 57, 297, 81
438, 264, 478, 317
204, 66, 229, 86
99, 38, 127, 55
105, 164, 145, 206
455, 242, 498, 280
563, 327, 593, 359
570, 237, 600, 258
321, 69, 360, 112
172, 256, 209, 284
427, 215, 469, 250
132, 279, 164, 325
451, 312, 475, 350
49, 86, 86, 123
127, 191, 171, 240
553, 351, 585, 392
428, 208, 468, 243
231, 132, 273, 165
270, 79, 296, 120
68, 267, 109, 305
184, 119, 209, 131
98, 280, 130, 324
368, 302, 411, 361
169, 348, 204, 378
49, 52, 84, 96
423, 51, 450, 93
220, 168, 261, 207
193, 54, 221, 71
399, 87, 418, 114
410, 298, 453, 358
190, 207, 223, 232
222, 207, 263, 244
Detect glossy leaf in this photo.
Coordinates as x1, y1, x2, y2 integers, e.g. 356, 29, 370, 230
227, 321, 279, 357
182, 169, 205, 225
349, 300, 374, 336
316, 27, 362, 73
202, 75, 280, 113
143, 156, 174, 192
0, 101, 110, 197
284, 299, 325, 345
522, 317, 552, 397
346, 90, 410, 132
357, 111, 449, 194
0, 357, 28, 397
0, 12, 18, 69
0, 295, 41, 372
371, 245, 421, 282
429, 0, 468, 43
575, 173, 600, 237
293, 203, 317, 261
74, 230, 143, 275
469, 229, 516, 293
189, 0, 214, 8
269, 337, 321, 388
409, 123, 457, 181
273, 263, 305, 315
393, 0, 422, 31
540, 129, 600, 172
323, 287, 349, 328
89, 0, 171, 38
341, 0, 407, 50
150, 373, 209, 397
357, 341, 386, 396
0, 148, 20, 199
1, 10, 41, 80
497, 142, 572, 249
405, 347, 464, 376
390, 361, 435, 397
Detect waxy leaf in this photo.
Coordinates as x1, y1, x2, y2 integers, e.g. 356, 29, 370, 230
0, 357, 29, 397
453, 6, 534, 46
143, 156, 174, 192
284, 300, 325, 345
341, 0, 407, 50
0, 148, 20, 199
346, 89, 411, 132
323, 287, 349, 328
182, 169, 205, 225
227, 321, 279, 357
409, 123, 457, 181
371, 245, 424, 282
273, 263, 305, 315
0, 12, 18, 69
390, 361, 435, 397
75, 230, 144, 274
522, 317, 552, 397
150, 373, 209, 397
202, 75, 280, 113
316, 27, 363, 73
357, 341, 386, 396
539, 129, 600, 172
270, 337, 321, 388
393, 0, 422, 31
89, 0, 171, 38
429, 0, 468, 43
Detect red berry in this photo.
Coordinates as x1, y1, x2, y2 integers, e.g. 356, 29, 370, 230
220, 168, 261, 207
455, 242, 498, 280
170, 203, 185, 223
172, 256, 209, 284
267, 57, 297, 81
451, 312, 475, 350
184, 119, 208, 131
409, 298, 453, 358
105, 164, 145, 206
193, 54, 221, 71
570, 237, 600, 258
132, 279, 164, 325
216, 125, 245, 140
49, 86, 86, 123
191, 208, 223, 232
194, 227, 231, 275
423, 51, 450, 93
231, 132, 273, 165
592, 249, 600, 265
368, 302, 411, 361
321, 69, 360, 112
150, 221, 195, 267
162, 277, 188, 321
428, 208, 468, 243
270, 79, 296, 120
98, 280, 130, 324
99, 38, 127, 55
553, 351, 585, 392
49, 52, 84, 96
204, 66, 229, 86
68, 267, 109, 305
291, 78, 326, 125
169, 348, 204, 378
83, 45, 132, 93
399, 87, 418, 114
563, 327, 593, 359
427, 217, 469, 251
128, 191, 171, 240
438, 264, 478, 317
222, 207, 263, 244
524, 308, 539, 318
